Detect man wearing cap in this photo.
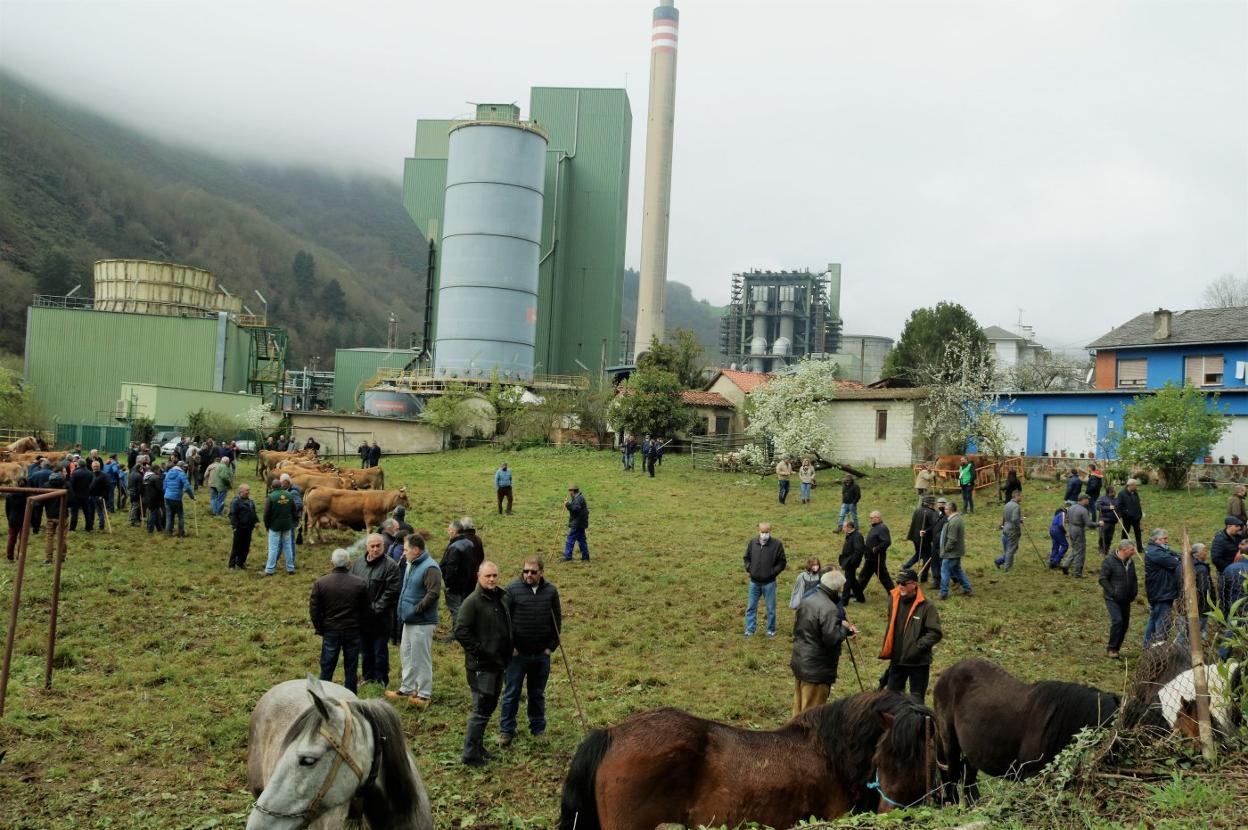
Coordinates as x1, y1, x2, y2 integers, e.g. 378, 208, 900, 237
1060, 493, 1093, 578
563, 485, 590, 562
1118, 479, 1144, 552
790, 568, 857, 716
1097, 539, 1138, 658
879, 568, 943, 702
744, 522, 787, 637
1210, 516, 1243, 574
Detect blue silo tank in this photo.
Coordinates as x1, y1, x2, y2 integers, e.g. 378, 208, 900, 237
434, 118, 548, 381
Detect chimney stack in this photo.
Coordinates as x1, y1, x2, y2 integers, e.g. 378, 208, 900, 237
633, 0, 680, 360
1153, 309, 1172, 340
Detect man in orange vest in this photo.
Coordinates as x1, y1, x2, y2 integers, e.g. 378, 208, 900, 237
878, 568, 943, 702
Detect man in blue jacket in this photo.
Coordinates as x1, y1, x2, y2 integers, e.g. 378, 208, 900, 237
163, 461, 195, 537
102, 454, 121, 513
495, 462, 513, 515
1143, 528, 1179, 646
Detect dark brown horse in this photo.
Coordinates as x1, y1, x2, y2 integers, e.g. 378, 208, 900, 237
933, 659, 1120, 804
558, 689, 937, 830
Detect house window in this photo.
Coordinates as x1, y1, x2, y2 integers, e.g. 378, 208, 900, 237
875, 410, 888, 441
1116, 359, 1147, 388
1184, 355, 1224, 387
715, 415, 731, 435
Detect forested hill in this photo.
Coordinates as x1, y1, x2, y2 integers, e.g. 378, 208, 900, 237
0, 71, 727, 367
0, 71, 426, 363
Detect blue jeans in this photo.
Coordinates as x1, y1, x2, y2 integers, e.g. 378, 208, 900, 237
319, 630, 361, 693
1143, 600, 1173, 646
940, 558, 972, 597
837, 502, 859, 529
745, 580, 778, 635
266, 529, 296, 573
210, 488, 227, 516
499, 652, 551, 737
146, 504, 164, 533
164, 499, 185, 534
360, 629, 391, 686
563, 528, 589, 560
1049, 527, 1069, 567
800, 482, 812, 501
778, 479, 790, 504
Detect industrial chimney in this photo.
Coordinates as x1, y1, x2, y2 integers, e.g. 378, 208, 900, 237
633, 0, 680, 360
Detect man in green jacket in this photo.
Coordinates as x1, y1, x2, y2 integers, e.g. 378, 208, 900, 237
958, 456, 975, 514
878, 568, 943, 702
454, 560, 512, 767
209, 458, 234, 517
939, 500, 972, 599
263, 479, 298, 575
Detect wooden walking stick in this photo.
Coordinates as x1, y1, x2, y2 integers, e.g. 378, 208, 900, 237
98, 497, 112, 534
552, 610, 589, 732
1180, 526, 1216, 761
845, 637, 865, 693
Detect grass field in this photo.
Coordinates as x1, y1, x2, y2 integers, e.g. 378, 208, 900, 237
0, 446, 1241, 829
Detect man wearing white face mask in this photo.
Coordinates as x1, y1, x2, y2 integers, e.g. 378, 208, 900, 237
744, 522, 788, 637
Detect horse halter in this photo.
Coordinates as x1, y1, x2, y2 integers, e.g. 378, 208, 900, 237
868, 714, 939, 811
252, 699, 381, 824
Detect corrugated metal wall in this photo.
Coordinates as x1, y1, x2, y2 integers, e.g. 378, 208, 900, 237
331, 348, 416, 412
223, 321, 252, 393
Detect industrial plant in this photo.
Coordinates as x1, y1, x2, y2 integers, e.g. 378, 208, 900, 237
720, 266, 844, 373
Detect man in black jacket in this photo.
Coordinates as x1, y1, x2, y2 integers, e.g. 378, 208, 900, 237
441, 520, 482, 632
1117, 478, 1144, 552
454, 560, 512, 767
836, 476, 862, 532
563, 485, 590, 562
367, 441, 382, 468
1097, 539, 1138, 658
68, 460, 92, 532
142, 466, 166, 535
5, 475, 29, 561
227, 484, 258, 570
744, 522, 787, 637
499, 555, 562, 746
350, 533, 402, 687
309, 548, 370, 693
790, 568, 857, 715
838, 519, 867, 603
1210, 516, 1243, 574
859, 511, 895, 597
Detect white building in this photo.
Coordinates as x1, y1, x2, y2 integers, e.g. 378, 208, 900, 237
818, 388, 928, 468
984, 324, 1048, 371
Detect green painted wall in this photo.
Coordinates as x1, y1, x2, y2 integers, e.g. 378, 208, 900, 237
332, 348, 416, 412
120, 383, 261, 426
401, 88, 631, 376
25, 307, 256, 425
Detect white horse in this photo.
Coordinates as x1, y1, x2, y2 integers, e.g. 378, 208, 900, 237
247, 677, 433, 830
1157, 661, 1243, 739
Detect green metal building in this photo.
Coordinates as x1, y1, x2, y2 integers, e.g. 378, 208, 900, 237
402, 87, 632, 376
331, 347, 417, 412
24, 305, 280, 433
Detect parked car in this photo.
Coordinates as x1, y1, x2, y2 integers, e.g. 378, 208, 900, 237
159, 435, 183, 456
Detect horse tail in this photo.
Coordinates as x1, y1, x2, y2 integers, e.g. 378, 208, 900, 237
558, 728, 611, 830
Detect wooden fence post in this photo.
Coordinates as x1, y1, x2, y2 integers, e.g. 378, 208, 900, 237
1180, 527, 1216, 761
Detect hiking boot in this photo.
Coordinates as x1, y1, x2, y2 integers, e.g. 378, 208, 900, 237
1107, 650, 1120, 659
499, 733, 514, 747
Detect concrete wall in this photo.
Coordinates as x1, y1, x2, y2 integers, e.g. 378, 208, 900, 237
821, 399, 920, 467
288, 412, 447, 455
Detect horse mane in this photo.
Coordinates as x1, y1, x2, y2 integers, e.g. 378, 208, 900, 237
802, 690, 928, 794
280, 699, 419, 819
1029, 681, 1119, 757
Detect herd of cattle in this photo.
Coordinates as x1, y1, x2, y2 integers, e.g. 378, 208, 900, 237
257, 449, 409, 543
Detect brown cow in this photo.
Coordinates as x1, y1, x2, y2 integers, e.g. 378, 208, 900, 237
303, 486, 409, 543
340, 466, 384, 490
280, 470, 354, 494
0, 462, 25, 486
11, 451, 68, 465
259, 449, 314, 471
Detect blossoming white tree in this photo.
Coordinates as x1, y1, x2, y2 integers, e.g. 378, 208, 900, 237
745, 359, 843, 460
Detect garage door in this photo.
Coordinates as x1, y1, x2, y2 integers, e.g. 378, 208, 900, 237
1211, 416, 1248, 462
998, 415, 1028, 456
1045, 415, 1097, 457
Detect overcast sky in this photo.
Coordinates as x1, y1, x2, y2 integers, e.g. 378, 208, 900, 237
2, 0, 1245, 350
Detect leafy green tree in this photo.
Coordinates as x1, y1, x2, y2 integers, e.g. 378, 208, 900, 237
129, 416, 156, 445
320, 278, 345, 310
34, 249, 78, 295
292, 250, 317, 283
636, 329, 706, 389
572, 374, 617, 446
420, 386, 469, 449
482, 371, 527, 436
0, 367, 46, 432
882, 302, 991, 384
1113, 383, 1230, 489
611, 367, 696, 437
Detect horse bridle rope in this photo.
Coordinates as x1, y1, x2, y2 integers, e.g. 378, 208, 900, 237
868, 714, 943, 810
252, 699, 381, 822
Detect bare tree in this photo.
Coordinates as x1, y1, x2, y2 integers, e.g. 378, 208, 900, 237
1201, 273, 1248, 308
1008, 352, 1092, 391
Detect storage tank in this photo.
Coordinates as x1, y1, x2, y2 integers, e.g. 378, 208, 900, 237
749, 285, 769, 372
840, 334, 895, 385
93, 259, 243, 316
434, 117, 547, 381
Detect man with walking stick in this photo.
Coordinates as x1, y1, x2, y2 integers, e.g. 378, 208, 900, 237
790, 568, 857, 716
878, 568, 943, 703
498, 555, 561, 747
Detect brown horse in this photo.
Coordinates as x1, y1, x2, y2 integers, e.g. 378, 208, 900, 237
933, 659, 1120, 804
558, 689, 938, 830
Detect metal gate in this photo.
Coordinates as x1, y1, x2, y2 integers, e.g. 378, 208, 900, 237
54, 423, 130, 455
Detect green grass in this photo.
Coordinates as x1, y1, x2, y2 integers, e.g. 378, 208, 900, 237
0, 447, 1239, 828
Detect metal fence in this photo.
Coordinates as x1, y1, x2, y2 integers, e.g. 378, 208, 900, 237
690, 433, 775, 472
54, 423, 130, 455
